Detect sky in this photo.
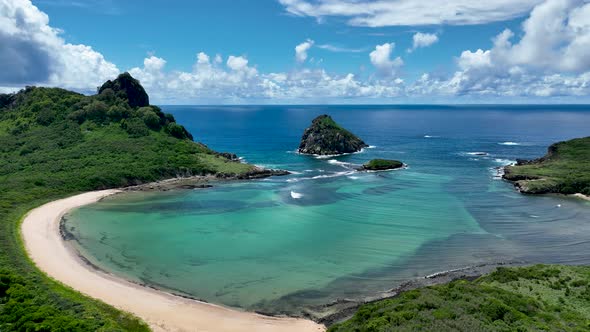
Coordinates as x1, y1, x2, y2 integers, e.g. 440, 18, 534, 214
1, 0, 589, 104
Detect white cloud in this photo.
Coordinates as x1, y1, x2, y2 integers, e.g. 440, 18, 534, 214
197, 52, 210, 65
317, 44, 366, 53
2, 0, 589, 103
278, 0, 543, 26
409, 32, 439, 52
0, 0, 119, 91
407, 0, 590, 100
369, 43, 403, 76
295, 39, 314, 62
127, 52, 406, 104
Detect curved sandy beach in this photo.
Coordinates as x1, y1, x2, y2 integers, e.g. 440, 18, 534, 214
21, 190, 325, 332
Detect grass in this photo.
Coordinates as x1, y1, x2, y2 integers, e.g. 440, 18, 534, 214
329, 265, 590, 332
504, 137, 590, 195
0, 78, 253, 331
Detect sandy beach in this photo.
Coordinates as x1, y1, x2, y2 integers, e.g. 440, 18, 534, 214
572, 193, 590, 202
21, 190, 325, 332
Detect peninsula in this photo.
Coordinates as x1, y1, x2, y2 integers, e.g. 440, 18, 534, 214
503, 137, 590, 196
298, 114, 368, 155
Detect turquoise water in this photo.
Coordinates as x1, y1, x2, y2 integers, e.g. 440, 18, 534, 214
66, 105, 590, 314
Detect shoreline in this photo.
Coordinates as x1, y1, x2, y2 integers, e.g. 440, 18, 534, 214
57, 187, 520, 327
21, 190, 324, 332
572, 193, 590, 202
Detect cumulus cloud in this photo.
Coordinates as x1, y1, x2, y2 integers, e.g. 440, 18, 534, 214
369, 43, 403, 77
411, 0, 590, 99
409, 32, 439, 52
278, 0, 542, 26
295, 39, 314, 62
0, 0, 118, 91
127, 52, 405, 103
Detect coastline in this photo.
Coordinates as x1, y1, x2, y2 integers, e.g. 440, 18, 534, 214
21, 190, 324, 332
572, 193, 590, 202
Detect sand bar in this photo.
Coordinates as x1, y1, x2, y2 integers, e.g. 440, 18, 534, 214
21, 190, 325, 332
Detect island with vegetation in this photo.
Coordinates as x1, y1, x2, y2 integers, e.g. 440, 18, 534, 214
503, 137, 590, 196
0, 73, 271, 331
298, 114, 368, 155
359, 159, 404, 171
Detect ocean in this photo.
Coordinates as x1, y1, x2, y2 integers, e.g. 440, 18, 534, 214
65, 105, 590, 315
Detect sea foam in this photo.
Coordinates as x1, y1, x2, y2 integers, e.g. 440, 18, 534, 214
290, 191, 303, 199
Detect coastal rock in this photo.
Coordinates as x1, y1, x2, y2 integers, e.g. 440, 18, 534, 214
98, 72, 149, 108
358, 159, 404, 171
220, 168, 291, 180
298, 114, 368, 155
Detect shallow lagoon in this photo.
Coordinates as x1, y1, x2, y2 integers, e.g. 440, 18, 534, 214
66, 105, 590, 314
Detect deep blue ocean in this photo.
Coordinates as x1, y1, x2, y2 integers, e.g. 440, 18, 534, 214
67, 105, 590, 314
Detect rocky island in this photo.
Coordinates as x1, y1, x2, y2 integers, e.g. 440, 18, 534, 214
358, 159, 404, 171
298, 114, 368, 155
503, 137, 590, 196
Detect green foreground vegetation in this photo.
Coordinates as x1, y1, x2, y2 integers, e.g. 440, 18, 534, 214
0, 74, 252, 331
503, 137, 590, 195
330, 265, 590, 332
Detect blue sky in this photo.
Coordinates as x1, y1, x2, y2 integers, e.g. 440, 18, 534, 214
1, 0, 589, 104
35, 0, 521, 80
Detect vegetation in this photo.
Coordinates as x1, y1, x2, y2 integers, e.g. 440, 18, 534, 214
329, 265, 590, 332
360, 159, 404, 171
0, 73, 253, 331
503, 137, 590, 195
298, 114, 368, 155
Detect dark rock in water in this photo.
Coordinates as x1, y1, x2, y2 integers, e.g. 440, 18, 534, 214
98, 72, 149, 108
298, 114, 368, 155
216, 167, 291, 180
359, 159, 404, 171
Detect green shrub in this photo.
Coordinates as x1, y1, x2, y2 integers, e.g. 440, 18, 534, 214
122, 118, 150, 137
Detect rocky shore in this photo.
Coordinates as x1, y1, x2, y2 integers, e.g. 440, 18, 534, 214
124, 167, 290, 192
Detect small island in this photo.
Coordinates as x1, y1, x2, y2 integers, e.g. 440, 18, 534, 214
298, 114, 368, 155
503, 137, 590, 196
358, 159, 404, 171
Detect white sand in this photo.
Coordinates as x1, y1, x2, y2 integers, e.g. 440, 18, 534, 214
21, 190, 325, 332
572, 193, 590, 202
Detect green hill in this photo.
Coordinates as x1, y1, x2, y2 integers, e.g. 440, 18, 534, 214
503, 137, 590, 195
0, 74, 253, 331
329, 265, 590, 332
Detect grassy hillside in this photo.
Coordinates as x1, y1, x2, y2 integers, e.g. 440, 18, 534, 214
0, 74, 252, 331
329, 265, 590, 332
503, 137, 590, 195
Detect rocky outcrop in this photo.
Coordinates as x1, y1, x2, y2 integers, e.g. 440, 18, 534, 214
98, 72, 149, 108
217, 167, 291, 180
358, 159, 404, 171
298, 115, 368, 155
